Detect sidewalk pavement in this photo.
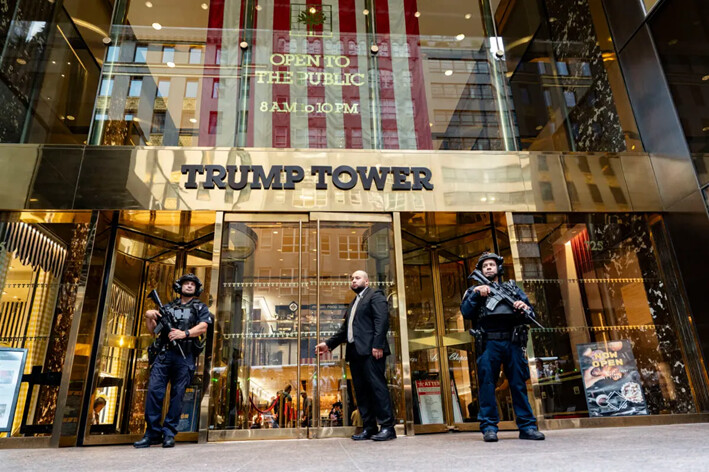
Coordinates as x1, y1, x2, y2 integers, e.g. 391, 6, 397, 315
2, 423, 708, 472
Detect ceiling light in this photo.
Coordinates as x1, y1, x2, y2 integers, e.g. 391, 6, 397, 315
167, 61, 175, 67
456, 34, 465, 41
66, 115, 76, 121
536, 125, 543, 130
668, 39, 678, 46
52, 60, 56, 64
152, 22, 162, 30
414, 11, 420, 17
16, 58, 26, 65
465, 13, 472, 19
702, 75, 709, 81
255, 4, 261, 10
189, 118, 197, 123
703, 126, 709, 132
444, 69, 453, 76
145, 1, 153, 7
309, 6, 316, 13
363, 9, 369, 15
480, 197, 487, 202
273, 230, 279, 234
67, 61, 71, 65
201, 3, 209, 9
102, 36, 112, 45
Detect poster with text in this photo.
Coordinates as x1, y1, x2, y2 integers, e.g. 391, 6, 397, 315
415, 379, 463, 424
0, 348, 27, 432
577, 340, 648, 417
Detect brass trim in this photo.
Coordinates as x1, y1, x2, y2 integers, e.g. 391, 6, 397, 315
310, 212, 392, 223
296, 220, 303, 439
208, 428, 301, 441
199, 211, 223, 444
82, 432, 198, 445
224, 213, 309, 222
431, 250, 455, 426
393, 213, 415, 436
0, 437, 51, 449
413, 424, 449, 434
314, 219, 321, 437
539, 413, 709, 430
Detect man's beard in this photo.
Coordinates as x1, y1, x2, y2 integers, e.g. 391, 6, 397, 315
351, 285, 366, 294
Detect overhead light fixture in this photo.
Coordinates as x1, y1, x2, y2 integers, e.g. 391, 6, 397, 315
152, 22, 162, 30
61, 74, 65, 77
703, 126, 709, 132
444, 69, 453, 76
52, 60, 56, 64
481, 197, 487, 202
167, 61, 175, 67
456, 34, 465, 41
668, 39, 678, 46
255, 4, 262, 10
145, 1, 153, 7
240, 41, 249, 50
702, 75, 709, 81
102, 36, 112, 45
66, 115, 76, 121
309, 6, 317, 13
370, 44, 379, 54
363, 8, 369, 15
414, 11, 420, 18
189, 118, 197, 123
465, 13, 472, 19
201, 3, 209, 9
16, 58, 26, 65
536, 125, 543, 131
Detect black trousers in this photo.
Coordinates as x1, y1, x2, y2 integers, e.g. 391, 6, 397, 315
348, 346, 394, 431
145, 349, 195, 439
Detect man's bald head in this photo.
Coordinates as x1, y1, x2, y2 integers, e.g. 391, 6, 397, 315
350, 270, 369, 291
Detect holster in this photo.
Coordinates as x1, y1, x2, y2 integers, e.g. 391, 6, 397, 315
469, 328, 487, 355
147, 342, 160, 367
511, 325, 529, 347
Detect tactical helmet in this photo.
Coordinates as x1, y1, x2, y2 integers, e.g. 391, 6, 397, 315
173, 273, 204, 296
473, 252, 504, 276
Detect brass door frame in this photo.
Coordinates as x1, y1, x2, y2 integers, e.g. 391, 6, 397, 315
208, 212, 405, 441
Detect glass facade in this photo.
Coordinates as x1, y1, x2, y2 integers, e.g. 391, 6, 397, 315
0, 0, 707, 448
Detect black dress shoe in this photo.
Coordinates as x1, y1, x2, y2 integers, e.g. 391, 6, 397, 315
371, 427, 396, 441
482, 430, 498, 442
351, 429, 378, 440
162, 436, 176, 448
133, 436, 162, 448
519, 429, 545, 440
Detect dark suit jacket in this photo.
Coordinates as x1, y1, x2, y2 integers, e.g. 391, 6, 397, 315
326, 288, 391, 359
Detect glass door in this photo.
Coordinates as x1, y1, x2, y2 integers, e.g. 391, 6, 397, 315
210, 213, 403, 440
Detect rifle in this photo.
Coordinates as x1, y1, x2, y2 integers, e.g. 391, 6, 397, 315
148, 289, 186, 359
468, 269, 545, 330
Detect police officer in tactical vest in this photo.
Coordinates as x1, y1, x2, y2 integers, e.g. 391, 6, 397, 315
460, 253, 545, 442
133, 274, 212, 448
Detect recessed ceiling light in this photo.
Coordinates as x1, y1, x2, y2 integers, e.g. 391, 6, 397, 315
201, 3, 208, 9
16, 58, 26, 65
702, 75, 709, 81
456, 34, 465, 41
703, 126, 709, 132
414, 11, 420, 17
189, 118, 197, 123
480, 197, 487, 202
536, 125, 543, 130
67, 61, 71, 65
167, 61, 175, 67
444, 69, 453, 76
51, 60, 56, 64
465, 13, 472, 19
145, 1, 153, 7
66, 115, 76, 121
152, 22, 162, 30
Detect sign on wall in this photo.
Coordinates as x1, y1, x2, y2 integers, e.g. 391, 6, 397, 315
576, 340, 648, 417
0, 348, 27, 433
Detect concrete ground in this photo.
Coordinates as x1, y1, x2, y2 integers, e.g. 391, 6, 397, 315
2, 423, 709, 472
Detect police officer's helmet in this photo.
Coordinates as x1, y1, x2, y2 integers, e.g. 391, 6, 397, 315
173, 273, 204, 296
473, 252, 504, 277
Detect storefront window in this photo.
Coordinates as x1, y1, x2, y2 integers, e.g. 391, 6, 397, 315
510, 213, 697, 418
0, 211, 95, 438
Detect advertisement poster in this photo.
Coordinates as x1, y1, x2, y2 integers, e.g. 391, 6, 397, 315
577, 340, 648, 417
415, 380, 463, 424
177, 386, 201, 432
0, 348, 27, 433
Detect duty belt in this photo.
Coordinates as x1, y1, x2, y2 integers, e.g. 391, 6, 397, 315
486, 331, 512, 341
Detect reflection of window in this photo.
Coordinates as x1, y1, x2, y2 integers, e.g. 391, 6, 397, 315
281, 228, 299, 253
209, 111, 219, 134
610, 187, 627, 205
134, 45, 148, 63
212, 79, 220, 98
587, 183, 603, 203
320, 235, 330, 255
180, 111, 195, 130
128, 77, 142, 97
157, 80, 170, 98
162, 46, 175, 63
185, 80, 198, 98
189, 47, 202, 64
338, 235, 366, 260
564, 90, 576, 107
280, 268, 296, 295
258, 268, 271, 292
540, 181, 553, 201
99, 78, 114, 96
106, 46, 120, 62
151, 112, 166, 133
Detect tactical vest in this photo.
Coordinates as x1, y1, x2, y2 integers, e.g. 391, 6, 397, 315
479, 283, 516, 319
165, 299, 207, 354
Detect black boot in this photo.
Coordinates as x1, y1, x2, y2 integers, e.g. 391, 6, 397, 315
483, 430, 498, 442
519, 428, 545, 440
371, 427, 396, 441
133, 436, 162, 448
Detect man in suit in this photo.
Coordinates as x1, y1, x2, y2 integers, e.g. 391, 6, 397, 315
315, 270, 396, 441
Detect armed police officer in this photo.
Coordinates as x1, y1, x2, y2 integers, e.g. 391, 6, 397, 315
460, 253, 545, 442
133, 273, 212, 448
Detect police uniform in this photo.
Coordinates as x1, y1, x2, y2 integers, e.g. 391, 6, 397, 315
460, 254, 544, 441
139, 275, 212, 447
